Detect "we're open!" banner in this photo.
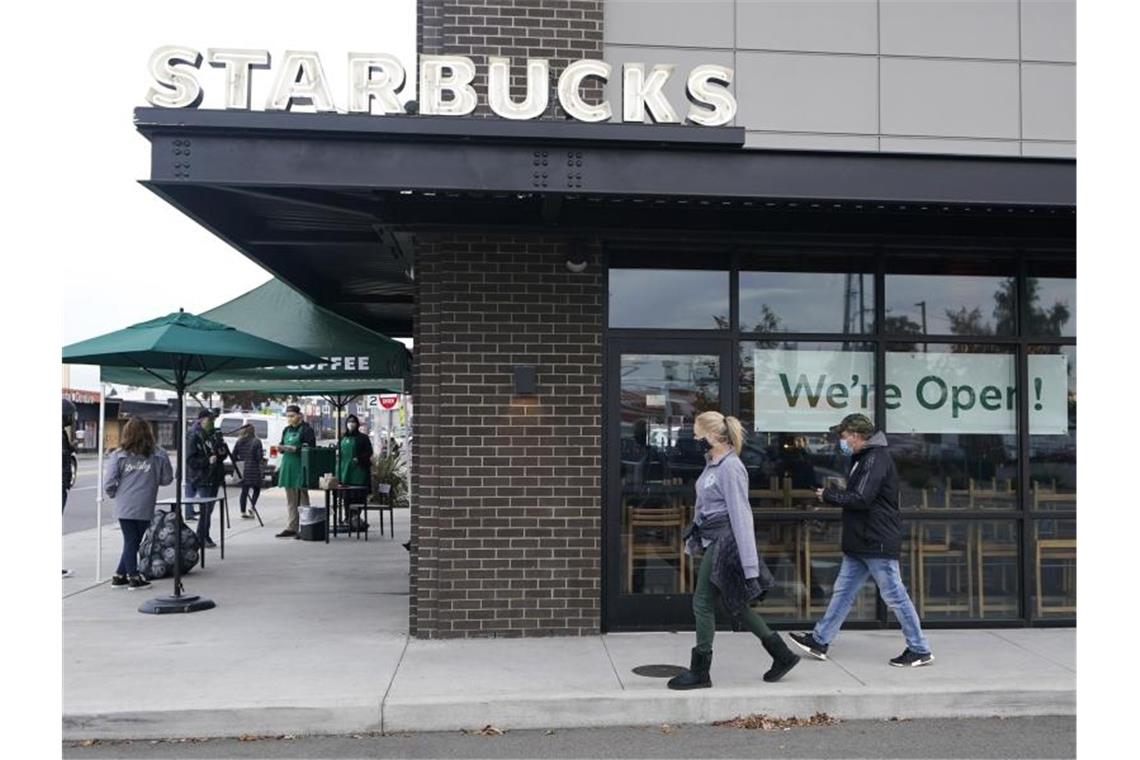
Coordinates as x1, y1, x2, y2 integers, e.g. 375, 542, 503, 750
752, 349, 1069, 435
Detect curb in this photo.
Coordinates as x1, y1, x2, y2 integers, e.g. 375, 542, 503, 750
63, 686, 1074, 741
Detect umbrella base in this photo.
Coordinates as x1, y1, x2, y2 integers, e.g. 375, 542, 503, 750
137, 594, 216, 615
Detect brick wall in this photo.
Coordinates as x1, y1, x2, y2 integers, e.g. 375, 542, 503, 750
417, 0, 605, 117
410, 234, 603, 638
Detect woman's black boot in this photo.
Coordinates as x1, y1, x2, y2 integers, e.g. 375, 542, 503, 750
760, 633, 800, 682
667, 648, 712, 690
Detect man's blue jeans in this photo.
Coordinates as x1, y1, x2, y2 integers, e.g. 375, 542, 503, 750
184, 483, 218, 542
813, 554, 931, 654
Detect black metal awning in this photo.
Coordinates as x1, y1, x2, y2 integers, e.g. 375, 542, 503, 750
135, 107, 1075, 337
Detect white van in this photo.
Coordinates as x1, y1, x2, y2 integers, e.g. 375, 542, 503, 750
217, 413, 290, 487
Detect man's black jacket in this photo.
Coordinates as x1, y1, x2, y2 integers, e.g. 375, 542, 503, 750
822, 431, 902, 559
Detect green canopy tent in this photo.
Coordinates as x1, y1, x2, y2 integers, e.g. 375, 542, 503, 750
63, 311, 323, 614
102, 278, 411, 396
101, 279, 412, 471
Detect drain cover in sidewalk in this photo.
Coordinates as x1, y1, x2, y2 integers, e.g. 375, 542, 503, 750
632, 664, 686, 678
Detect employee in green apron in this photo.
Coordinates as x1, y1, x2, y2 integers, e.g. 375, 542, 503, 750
275, 404, 316, 539
337, 414, 373, 526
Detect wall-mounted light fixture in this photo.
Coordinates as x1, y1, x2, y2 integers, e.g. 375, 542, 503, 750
565, 237, 588, 273
512, 365, 538, 396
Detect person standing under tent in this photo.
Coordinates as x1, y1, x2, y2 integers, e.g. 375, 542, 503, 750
275, 404, 316, 539
337, 414, 373, 527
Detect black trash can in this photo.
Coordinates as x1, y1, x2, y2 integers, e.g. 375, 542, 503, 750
299, 506, 327, 541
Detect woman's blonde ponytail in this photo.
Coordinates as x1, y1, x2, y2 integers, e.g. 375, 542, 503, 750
724, 415, 744, 455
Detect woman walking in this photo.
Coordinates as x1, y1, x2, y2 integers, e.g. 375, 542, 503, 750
103, 417, 174, 590
667, 411, 800, 689
231, 423, 264, 519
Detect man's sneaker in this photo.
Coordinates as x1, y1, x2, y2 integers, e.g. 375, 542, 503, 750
275, 530, 296, 538
62, 569, 73, 578
127, 575, 152, 591
241, 512, 254, 519
204, 538, 217, 548
789, 632, 829, 660
890, 648, 935, 667
110, 574, 129, 588
185, 514, 198, 522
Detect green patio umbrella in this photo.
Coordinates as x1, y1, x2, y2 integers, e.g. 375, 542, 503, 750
62, 310, 322, 614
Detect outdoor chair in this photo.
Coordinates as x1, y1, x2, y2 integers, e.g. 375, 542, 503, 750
359, 483, 395, 540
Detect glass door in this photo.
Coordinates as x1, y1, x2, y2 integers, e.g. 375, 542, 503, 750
604, 338, 733, 630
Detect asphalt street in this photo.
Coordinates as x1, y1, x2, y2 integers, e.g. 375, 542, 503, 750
61, 716, 1075, 759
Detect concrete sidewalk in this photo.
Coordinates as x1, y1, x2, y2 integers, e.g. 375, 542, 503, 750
63, 495, 1075, 740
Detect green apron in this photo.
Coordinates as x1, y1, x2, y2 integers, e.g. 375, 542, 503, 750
277, 425, 304, 489
338, 436, 370, 486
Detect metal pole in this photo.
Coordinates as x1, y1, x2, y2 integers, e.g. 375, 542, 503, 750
95, 373, 105, 582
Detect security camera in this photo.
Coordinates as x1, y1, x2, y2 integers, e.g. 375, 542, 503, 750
565, 257, 588, 273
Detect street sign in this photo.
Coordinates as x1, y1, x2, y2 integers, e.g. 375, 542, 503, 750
367, 393, 401, 410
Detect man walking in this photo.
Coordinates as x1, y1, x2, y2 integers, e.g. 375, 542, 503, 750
790, 413, 935, 667
275, 404, 316, 539
185, 409, 219, 547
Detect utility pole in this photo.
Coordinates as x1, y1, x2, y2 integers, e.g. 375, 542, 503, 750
915, 301, 928, 353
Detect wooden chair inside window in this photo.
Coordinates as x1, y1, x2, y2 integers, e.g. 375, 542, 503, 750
1035, 522, 1076, 618
748, 476, 785, 510
974, 522, 1019, 618
753, 520, 803, 617
626, 506, 688, 594
969, 478, 1018, 510
915, 522, 974, 617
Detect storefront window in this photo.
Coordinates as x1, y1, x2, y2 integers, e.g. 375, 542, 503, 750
885, 345, 1021, 511
609, 268, 729, 329
1029, 345, 1076, 511
740, 271, 874, 334
739, 342, 874, 509
885, 274, 1018, 337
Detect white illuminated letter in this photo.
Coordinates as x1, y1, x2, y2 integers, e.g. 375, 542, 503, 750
145, 45, 203, 109
686, 64, 736, 126
266, 51, 337, 112
419, 55, 477, 116
348, 53, 406, 114
487, 57, 549, 120
557, 59, 612, 123
207, 48, 270, 110
622, 63, 678, 124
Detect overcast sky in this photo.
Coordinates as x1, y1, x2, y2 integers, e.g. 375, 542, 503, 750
58, 0, 416, 390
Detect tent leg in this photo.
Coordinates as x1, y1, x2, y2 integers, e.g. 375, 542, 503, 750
139, 377, 215, 614
95, 377, 105, 583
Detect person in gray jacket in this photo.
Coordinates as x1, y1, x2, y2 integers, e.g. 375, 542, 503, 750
103, 417, 174, 590
667, 410, 800, 690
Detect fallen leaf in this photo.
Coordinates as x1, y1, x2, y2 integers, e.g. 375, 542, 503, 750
713, 712, 841, 731
469, 724, 505, 736
660, 723, 676, 735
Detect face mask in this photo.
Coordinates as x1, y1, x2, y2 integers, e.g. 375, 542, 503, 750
838, 438, 853, 456
696, 437, 713, 455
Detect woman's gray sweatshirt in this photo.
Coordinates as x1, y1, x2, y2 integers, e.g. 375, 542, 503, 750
690, 450, 760, 578
103, 448, 174, 521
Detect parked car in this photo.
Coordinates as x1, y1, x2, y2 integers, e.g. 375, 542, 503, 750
216, 413, 290, 487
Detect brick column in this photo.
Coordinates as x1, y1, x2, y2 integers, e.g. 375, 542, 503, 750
410, 234, 602, 637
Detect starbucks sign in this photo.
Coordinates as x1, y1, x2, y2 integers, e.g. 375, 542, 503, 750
145, 48, 737, 126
